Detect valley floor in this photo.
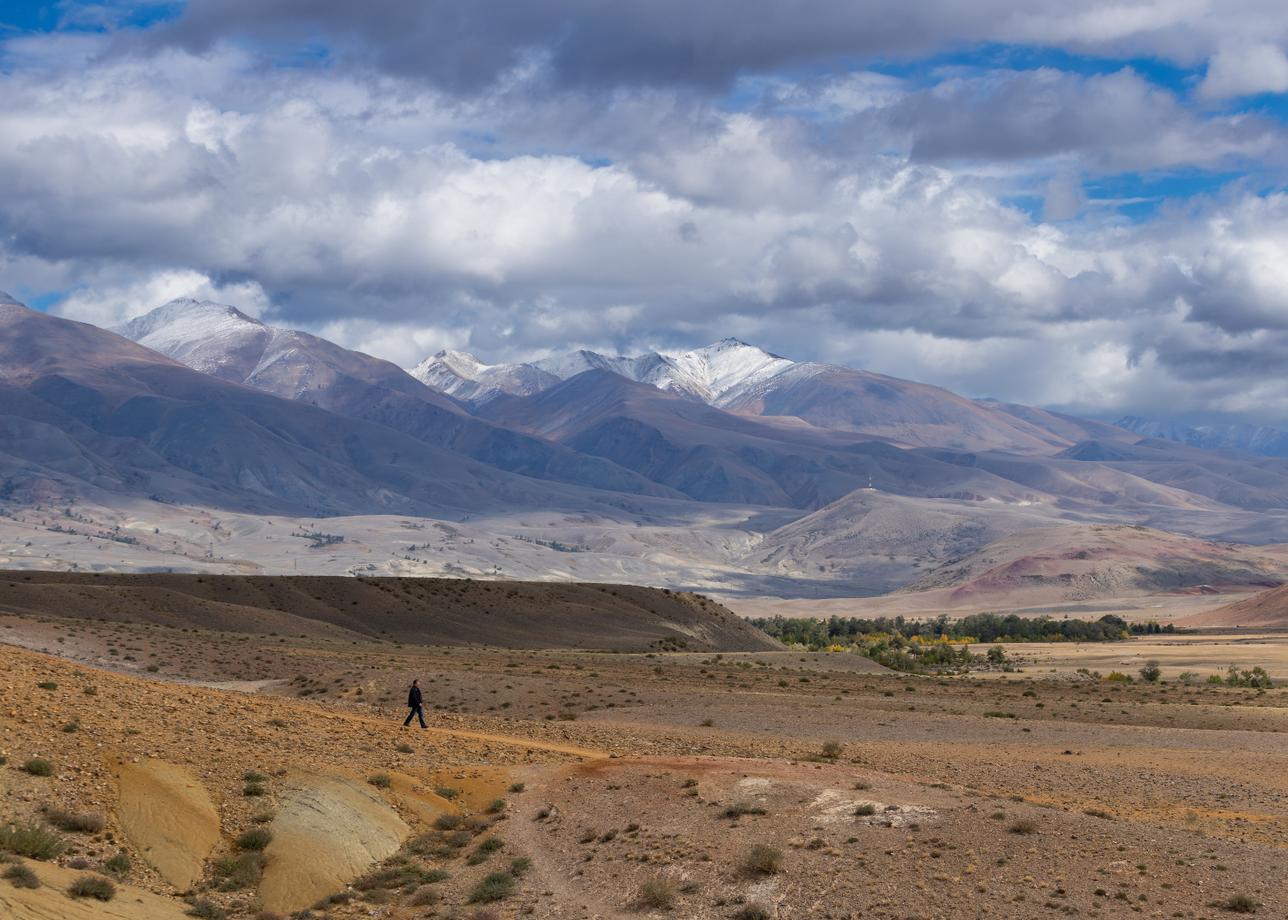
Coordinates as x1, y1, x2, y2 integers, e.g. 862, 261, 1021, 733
2, 613, 1286, 919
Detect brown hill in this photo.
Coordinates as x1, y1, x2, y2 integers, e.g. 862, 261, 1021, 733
0, 571, 778, 652
1184, 582, 1288, 628
897, 524, 1288, 609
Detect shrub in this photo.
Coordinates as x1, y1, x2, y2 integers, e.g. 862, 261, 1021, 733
243, 782, 266, 797
434, 813, 462, 831
634, 874, 678, 909
214, 852, 264, 890
186, 898, 228, 919
1104, 672, 1133, 683
0, 822, 67, 860
510, 856, 532, 876
435, 786, 460, 799
741, 843, 783, 876
368, 773, 392, 789
1139, 660, 1162, 683
68, 874, 116, 901
487, 798, 506, 814
235, 828, 272, 851
854, 803, 877, 817
103, 851, 131, 877
468, 870, 515, 903
3, 862, 39, 889
509, 782, 526, 794
395, 743, 414, 754
36, 682, 57, 691
1214, 894, 1260, 913
1008, 819, 1038, 835
722, 803, 767, 818
736, 905, 772, 920
242, 771, 267, 783
45, 809, 104, 834
22, 758, 53, 777
411, 885, 440, 906
820, 740, 843, 759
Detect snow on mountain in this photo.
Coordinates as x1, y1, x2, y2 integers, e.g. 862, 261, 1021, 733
0, 290, 21, 306
410, 350, 560, 404
411, 338, 801, 407
116, 299, 270, 382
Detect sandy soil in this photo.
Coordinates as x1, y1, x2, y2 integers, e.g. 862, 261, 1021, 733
2, 608, 1286, 919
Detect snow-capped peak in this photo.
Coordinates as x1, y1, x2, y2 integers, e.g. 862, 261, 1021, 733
416, 349, 492, 381
670, 339, 795, 403
116, 298, 270, 380
408, 337, 805, 407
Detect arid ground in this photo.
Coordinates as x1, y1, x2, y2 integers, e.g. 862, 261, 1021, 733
1, 579, 1285, 920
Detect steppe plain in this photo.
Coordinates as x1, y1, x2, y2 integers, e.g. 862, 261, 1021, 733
1, 575, 1286, 920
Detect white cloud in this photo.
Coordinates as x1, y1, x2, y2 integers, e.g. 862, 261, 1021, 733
1199, 42, 1288, 99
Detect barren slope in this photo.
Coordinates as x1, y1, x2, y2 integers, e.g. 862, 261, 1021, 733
0, 571, 779, 651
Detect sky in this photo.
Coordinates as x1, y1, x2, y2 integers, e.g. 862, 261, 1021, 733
3, 2, 1288, 424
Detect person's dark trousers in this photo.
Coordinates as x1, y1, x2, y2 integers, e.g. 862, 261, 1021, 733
404, 704, 427, 728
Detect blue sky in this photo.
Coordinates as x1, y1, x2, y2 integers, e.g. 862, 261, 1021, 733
2, 1, 1288, 424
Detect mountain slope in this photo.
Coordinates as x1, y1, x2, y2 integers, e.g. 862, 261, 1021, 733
118, 300, 681, 499
899, 524, 1288, 608
480, 370, 1044, 508
414, 338, 1087, 453
0, 298, 667, 517
1117, 415, 1288, 459
1186, 581, 1288, 627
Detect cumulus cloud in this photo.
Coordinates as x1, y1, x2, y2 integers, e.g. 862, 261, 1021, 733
1199, 42, 1288, 99
1, 8, 1288, 424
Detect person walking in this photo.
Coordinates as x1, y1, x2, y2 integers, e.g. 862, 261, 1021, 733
403, 678, 427, 728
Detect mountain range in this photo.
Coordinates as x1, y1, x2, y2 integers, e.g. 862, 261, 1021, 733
4, 289, 1288, 617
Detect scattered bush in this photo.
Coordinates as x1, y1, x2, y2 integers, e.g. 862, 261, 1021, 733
741, 843, 783, 876
36, 681, 58, 691
487, 798, 506, 814
186, 898, 228, 919
242, 771, 267, 783
214, 852, 264, 890
508, 782, 526, 794
1139, 660, 1162, 683
634, 874, 679, 909
854, 803, 877, 817
22, 758, 53, 777
1008, 819, 1038, 835
510, 856, 532, 876
0, 822, 67, 860
435, 786, 460, 799
45, 809, 104, 834
820, 740, 843, 759
367, 773, 392, 789
434, 813, 462, 831
468, 870, 515, 903
722, 803, 767, 818
395, 743, 414, 754
68, 874, 116, 901
235, 828, 272, 851
411, 885, 440, 906
3, 862, 39, 889
1214, 894, 1260, 914
736, 905, 772, 920
103, 851, 131, 877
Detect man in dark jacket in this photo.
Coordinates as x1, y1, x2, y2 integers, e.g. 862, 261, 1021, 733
403, 679, 426, 728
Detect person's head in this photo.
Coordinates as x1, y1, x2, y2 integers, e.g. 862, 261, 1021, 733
412, 679, 419, 687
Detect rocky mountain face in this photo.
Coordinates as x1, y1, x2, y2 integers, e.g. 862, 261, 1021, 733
1117, 415, 1288, 459
10, 289, 1288, 601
